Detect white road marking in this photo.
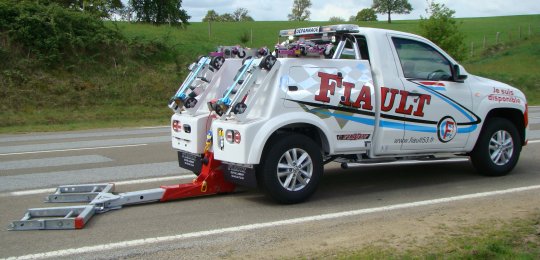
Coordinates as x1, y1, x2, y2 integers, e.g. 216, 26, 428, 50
0, 175, 195, 197
6, 184, 540, 260
528, 140, 540, 144
139, 126, 168, 129
0, 144, 147, 156
0, 155, 113, 170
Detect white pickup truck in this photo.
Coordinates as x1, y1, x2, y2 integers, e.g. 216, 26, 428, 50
173, 24, 529, 204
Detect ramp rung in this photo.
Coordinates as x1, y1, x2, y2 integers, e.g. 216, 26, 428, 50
9, 205, 96, 231
46, 183, 114, 203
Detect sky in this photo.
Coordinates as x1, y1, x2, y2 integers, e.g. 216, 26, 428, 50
181, 0, 540, 22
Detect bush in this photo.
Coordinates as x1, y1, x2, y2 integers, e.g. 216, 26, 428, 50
419, 2, 466, 61
0, 0, 124, 66
0, 0, 183, 118
239, 31, 249, 45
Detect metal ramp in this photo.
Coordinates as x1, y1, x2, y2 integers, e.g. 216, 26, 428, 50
210, 55, 277, 117
168, 56, 225, 113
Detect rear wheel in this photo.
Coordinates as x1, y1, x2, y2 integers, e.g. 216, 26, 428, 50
470, 118, 521, 176
259, 134, 323, 204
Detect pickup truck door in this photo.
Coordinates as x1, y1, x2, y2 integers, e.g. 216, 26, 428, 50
388, 35, 477, 151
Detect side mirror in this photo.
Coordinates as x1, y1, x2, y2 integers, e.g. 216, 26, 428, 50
452, 64, 468, 82
188, 62, 197, 71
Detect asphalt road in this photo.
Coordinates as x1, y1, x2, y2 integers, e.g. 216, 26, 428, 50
1, 108, 540, 259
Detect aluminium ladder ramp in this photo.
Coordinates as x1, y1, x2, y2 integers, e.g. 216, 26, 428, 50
169, 56, 225, 113
212, 55, 277, 117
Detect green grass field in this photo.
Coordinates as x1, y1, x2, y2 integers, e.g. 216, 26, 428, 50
1, 15, 539, 133
465, 36, 540, 104
111, 14, 540, 58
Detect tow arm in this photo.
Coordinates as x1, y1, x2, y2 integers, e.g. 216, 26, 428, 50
9, 152, 235, 230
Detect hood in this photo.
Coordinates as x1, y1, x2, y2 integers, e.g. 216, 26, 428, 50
469, 75, 526, 99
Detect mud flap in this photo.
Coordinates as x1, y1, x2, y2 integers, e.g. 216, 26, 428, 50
222, 163, 257, 188
177, 151, 203, 174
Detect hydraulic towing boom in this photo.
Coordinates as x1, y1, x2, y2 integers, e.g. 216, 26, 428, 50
9, 152, 235, 231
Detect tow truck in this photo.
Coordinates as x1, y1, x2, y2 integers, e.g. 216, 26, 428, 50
9, 24, 528, 230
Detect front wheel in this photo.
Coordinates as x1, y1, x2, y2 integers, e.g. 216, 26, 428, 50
470, 118, 521, 176
258, 134, 323, 204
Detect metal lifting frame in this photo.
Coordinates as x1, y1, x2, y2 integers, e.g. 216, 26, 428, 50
216, 58, 265, 116
168, 57, 211, 111
224, 61, 267, 116
218, 58, 256, 107
9, 152, 235, 231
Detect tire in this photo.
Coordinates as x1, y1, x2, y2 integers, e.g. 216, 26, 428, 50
237, 50, 246, 58
470, 118, 521, 176
258, 134, 323, 204
259, 55, 277, 71
210, 56, 225, 70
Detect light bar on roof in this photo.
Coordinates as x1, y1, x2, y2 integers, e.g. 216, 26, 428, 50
279, 24, 360, 37
279, 29, 295, 37
322, 24, 360, 33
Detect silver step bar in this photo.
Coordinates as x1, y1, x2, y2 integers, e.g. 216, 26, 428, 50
341, 157, 469, 169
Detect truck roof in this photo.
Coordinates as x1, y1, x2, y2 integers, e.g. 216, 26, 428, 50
279, 24, 426, 42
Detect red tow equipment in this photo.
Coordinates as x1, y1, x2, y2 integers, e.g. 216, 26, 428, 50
161, 152, 235, 201
9, 152, 235, 231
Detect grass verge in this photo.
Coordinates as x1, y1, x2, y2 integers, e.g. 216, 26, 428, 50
0, 105, 170, 134
330, 214, 540, 259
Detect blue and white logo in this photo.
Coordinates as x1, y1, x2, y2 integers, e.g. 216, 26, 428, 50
437, 116, 457, 143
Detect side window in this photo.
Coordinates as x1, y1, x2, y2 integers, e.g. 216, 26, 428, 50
355, 36, 370, 61
392, 37, 452, 81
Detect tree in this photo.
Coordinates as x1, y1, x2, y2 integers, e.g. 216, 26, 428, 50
329, 16, 345, 22
355, 8, 377, 21
288, 0, 311, 21
372, 0, 412, 23
419, 1, 466, 60
130, 0, 190, 27
202, 9, 219, 22
118, 5, 134, 21
219, 13, 235, 22
232, 8, 254, 22
47, 0, 123, 18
